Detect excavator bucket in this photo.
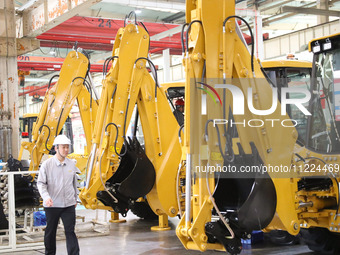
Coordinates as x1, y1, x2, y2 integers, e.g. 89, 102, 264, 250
107, 137, 156, 200
214, 143, 277, 232
236, 178, 276, 230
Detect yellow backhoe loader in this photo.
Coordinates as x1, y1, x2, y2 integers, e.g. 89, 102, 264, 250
0, 46, 99, 231
17, 46, 98, 174
175, 0, 340, 254
75, 3, 340, 254
20, 113, 89, 176
79, 14, 183, 225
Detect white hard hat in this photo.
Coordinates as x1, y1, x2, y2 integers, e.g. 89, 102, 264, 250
53, 135, 71, 145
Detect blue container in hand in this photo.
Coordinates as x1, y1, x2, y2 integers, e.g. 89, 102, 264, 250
33, 211, 46, 226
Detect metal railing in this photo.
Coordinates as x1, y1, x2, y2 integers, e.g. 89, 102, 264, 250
0, 168, 44, 253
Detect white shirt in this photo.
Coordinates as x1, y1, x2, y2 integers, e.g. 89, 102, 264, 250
37, 155, 79, 208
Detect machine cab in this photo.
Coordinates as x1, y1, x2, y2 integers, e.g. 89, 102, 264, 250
262, 60, 312, 145
307, 33, 340, 153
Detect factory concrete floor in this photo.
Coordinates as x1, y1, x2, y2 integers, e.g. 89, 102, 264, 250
1, 208, 315, 255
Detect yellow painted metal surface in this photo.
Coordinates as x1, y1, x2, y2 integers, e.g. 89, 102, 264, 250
176, 2, 340, 253
19, 50, 97, 177
261, 60, 312, 69
176, 0, 322, 251
80, 23, 182, 218
159, 81, 185, 93
22, 113, 38, 118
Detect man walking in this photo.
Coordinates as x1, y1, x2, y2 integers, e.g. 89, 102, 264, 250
37, 135, 80, 255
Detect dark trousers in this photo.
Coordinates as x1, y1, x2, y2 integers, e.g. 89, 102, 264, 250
44, 205, 79, 255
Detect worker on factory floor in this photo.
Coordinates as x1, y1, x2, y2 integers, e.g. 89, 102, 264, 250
173, 98, 185, 126
37, 134, 80, 255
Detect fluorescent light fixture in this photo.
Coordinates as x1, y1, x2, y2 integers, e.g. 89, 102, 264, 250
135, 9, 142, 14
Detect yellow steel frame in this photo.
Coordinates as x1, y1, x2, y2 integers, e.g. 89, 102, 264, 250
176, 0, 340, 252
19, 50, 98, 176
261, 60, 312, 69
80, 23, 182, 218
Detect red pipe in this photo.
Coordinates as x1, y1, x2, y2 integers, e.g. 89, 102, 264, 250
149, 48, 163, 54
18, 61, 107, 72
37, 34, 182, 49
40, 41, 113, 51
19, 83, 51, 96
37, 34, 112, 44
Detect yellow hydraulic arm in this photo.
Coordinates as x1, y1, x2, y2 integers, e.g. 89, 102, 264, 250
176, 0, 302, 253
80, 19, 182, 219
19, 49, 98, 174
174, 1, 340, 254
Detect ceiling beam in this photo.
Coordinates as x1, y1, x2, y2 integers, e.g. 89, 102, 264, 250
281, 6, 340, 17
263, 12, 298, 27
100, 0, 185, 12
161, 12, 185, 22
16, 0, 42, 12
262, 1, 315, 26
244, 0, 340, 29
20, 0, 101, 38
260, 0, 294, 12
150, 25, 182, 41
38, 33, 182, 49
18, 60, 107, 72
17, 38, 40, 55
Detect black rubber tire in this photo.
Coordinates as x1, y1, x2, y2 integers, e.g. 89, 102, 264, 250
267, 230, 300, 246
0, 200, 8, 230
130, 201, 158, 220
300, 227, 340, 255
